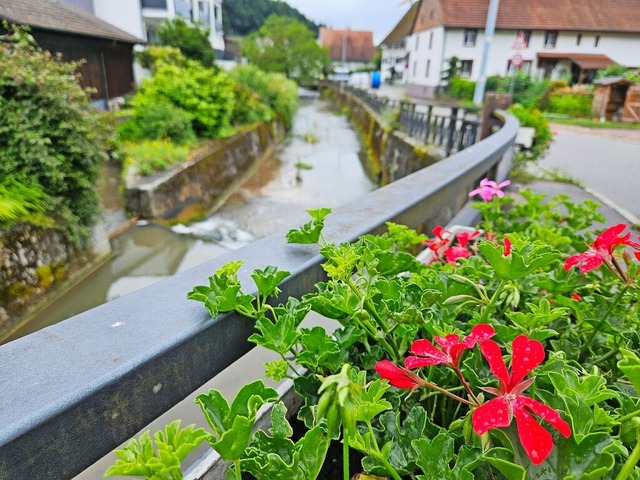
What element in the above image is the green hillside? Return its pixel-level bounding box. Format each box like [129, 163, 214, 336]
[222, 0, 320, 36]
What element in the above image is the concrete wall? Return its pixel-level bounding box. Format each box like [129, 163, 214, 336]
[125, 119, 285, 220]
[323, 86, 445, 185]
[0, 224, 87, 336]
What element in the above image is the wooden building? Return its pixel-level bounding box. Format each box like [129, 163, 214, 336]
[0, 0, 143, 107]
[592, 77, 640, 123]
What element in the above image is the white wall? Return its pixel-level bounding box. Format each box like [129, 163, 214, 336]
[93, 0, 146, 39]
[381, 44, 407, 81]
[405, 27, 445, 87]
[405, 27, 640, 88]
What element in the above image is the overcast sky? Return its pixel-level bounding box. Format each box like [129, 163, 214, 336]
[284, 0, 412, 44]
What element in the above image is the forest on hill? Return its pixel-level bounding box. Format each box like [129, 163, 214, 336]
[222, 0, 320, 36]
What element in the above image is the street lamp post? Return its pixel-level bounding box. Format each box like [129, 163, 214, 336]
[473, 0, 500, 104]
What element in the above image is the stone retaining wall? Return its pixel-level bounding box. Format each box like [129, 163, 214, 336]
[0, 224, 89, 336]
[323, 87, 445, 184]
[125, 119, 285, 220]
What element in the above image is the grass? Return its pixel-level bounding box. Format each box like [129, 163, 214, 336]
[302, 132, 319, 144]
[543, 114, 640, 130]
[122, 139, 192, 177]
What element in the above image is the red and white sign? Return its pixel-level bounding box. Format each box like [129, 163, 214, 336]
[511, 53, 524, 68]
[512, 32, 528, 50]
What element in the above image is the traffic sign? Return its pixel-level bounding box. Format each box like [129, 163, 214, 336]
[512, 32, 528, 50]
[511, 53, 523, 68]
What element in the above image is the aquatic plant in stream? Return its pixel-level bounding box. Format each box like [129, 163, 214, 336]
[110, 181, 640, 479]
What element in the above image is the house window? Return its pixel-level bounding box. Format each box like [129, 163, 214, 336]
[415, 35, 420, 50]
[460, 60, 473, 77]
[141, 0, 167, 8]
[576, 33, 582, 45]
[413, 61, 417, 77]
[464, 29, 477, 46]
[429, 32, 433, 49]
[522, 60, 532, 73]
[544, 31, 558, 48]
[174, 0, 192, 20]
[426, 59, 431, 78]
[517, 30, 531, 47]
[595, 35, 600, 47]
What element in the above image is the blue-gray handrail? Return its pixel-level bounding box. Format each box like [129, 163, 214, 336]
[0, 110, 518, 479]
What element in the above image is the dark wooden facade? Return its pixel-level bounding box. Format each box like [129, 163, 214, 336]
[30, 30, 135, 101]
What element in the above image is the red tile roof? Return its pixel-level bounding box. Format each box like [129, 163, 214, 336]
[537, 53, 616, 69]
[0, 0, 143, 43]
[319, 27, 376, 63]
[414, 0, 640, 34]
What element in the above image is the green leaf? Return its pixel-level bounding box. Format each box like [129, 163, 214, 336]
[187, 261, 252, 318]
[482, 448, 526, 480]
[249, 314, 300, 355]
[477, 235, 559, 281]
[355, 379, 392, 424]
[413, 432, 476, 480]
[285, 209, 331, 244]
[269, 402, 294, 439]
[297, 326, 340, 371]
[548, 370, 618, 407]
[619, 348, 640, 394]
[251, 266, 291, 298]
[264, 359, 289, 382]
[195, 381, 278, 461]
[105, 420, 208, 479]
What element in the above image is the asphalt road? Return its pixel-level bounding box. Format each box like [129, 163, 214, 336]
[540, 125, 640, 222]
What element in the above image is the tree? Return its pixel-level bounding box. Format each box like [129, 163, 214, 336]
[241, 15, 329, 84]
[157, 17, 216, 67]
[441, 56, 461, 92]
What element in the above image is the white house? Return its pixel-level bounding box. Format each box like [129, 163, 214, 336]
[380, 0, 640, 99]
[379, 1, 420, 83]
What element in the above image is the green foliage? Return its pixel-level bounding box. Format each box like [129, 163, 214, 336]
[547, 91, 594, 118]
[0, 177, 51, 228]
[157, 17, 216, 67]
[595, 65, 631, 80]
[196, 380, 279, 461]
[222, 0, 320, 37]
[441, 56, 461, 89]
[497, 71, 549, 107]
[0, 25, 112, 231]
[131, 61, 235, 138]
[241, 15, 330, 84]
[135, 46, 188, 72]
[448, 77, 476, 101]
[121, 140, 191, 177]
[119, 102, 196, 145]
[104, 420, 209, 479]
[508, 104, 553, 164]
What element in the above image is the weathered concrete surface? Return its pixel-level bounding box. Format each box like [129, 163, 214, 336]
[125, 119, 286, 220]
[323, 86, 446, 185]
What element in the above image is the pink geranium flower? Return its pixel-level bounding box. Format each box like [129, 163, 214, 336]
[472, 336, 571, 465]
[564, 224, 640, 273]
[405, 324, 495, 369]
[469, 178, 511, 202]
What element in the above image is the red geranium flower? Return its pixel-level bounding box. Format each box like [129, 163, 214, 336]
[565, 224, 640, 273]
[503, 237, 512, 256]
[423, 225, 451, 255]
[472, 336, 571, 465]
[405, 324, 496, 369]
[443, 230, 481, 263]
[374, 360, 420, 389]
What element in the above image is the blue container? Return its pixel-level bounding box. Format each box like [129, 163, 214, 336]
[371, 71, 381, 89]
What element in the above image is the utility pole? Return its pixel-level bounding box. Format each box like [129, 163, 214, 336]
[473, 0, 500, 104]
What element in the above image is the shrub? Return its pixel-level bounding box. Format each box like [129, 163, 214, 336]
[122, 140, 191, 177]
[229, 82, 274, 126]
[119, 102, 196, 145]
[131, 61, 235, 138]
[229, 65, 299, 129]
[0, 25, 112, 230]
[508, 104, 553, 164]
[547, 88, 594, 118]
[448, 77, 475, 101]
[498, 71, 549, 107]
[135, 45, 188, 72]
